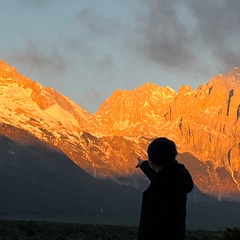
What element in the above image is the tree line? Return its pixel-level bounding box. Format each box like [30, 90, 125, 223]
[0, 220, 239, 240]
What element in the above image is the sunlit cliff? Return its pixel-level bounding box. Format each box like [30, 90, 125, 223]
[0, 59, 239, 200]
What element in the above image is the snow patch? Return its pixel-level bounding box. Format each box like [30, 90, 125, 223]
[44, 104, 78, 126]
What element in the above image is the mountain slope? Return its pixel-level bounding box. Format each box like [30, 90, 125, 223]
[0, 59, 240, 200]
[0, 59, 103, 135]
[0, 133, 141, 222]
[94, 83, 176, 135]
[1, 132, 240, 229]
[94, 70, 240, 199]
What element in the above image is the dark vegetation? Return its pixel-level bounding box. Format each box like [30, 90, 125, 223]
[0, 220, 239, 240]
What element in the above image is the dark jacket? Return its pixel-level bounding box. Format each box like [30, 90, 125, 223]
[138, 161, 194, 240]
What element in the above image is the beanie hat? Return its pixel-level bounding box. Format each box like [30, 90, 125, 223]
[147, 137, 177, 167]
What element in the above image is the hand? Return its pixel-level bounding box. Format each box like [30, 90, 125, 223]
[136, 158, 144, 168]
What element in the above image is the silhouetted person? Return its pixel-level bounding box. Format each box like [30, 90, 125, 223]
[136, 137, 194, 240]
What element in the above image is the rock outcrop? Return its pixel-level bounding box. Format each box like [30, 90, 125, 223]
[0, 59, 240, 200]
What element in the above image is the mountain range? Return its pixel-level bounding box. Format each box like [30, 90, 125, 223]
[0, 59, 240, 228]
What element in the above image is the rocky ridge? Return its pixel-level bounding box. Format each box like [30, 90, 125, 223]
[0, 59, 240, 200]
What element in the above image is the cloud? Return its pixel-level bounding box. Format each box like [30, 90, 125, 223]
[136, 0, 240, 75]
[136, 0, 197, 71]
[75, 8, 125, 39]
[8, 42, 67, 81]
[188, 0, 240, 71]
[73, 8, 127, 83]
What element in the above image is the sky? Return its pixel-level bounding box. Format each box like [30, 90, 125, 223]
[1, 0, 240, 113]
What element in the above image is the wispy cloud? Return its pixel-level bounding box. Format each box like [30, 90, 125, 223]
[8, 42, 67, 81]
[3, 0, 240, 113]
[138, 1, 195, 66]
[75, 9, 124, 38]
[188, 0, 240, 72]
[136, 0, 240, 75]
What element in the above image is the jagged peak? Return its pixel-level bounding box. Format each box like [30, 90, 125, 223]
[135, 82, 175, 94]
[208, 70, 240, 91]
[96, 82, 176, 115]
[105, 82, 175, 99]
[1, 59, 240, 201]
[0, 59, 21, 79]
[226, 66, 240, 79]
[0, 59, 16, 71]
[178, 85, 194, 94]
[0, 58, 102, 135]
[0, 59, 43, 91]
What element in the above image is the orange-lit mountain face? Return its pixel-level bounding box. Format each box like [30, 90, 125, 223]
[0, 59, 240, 201]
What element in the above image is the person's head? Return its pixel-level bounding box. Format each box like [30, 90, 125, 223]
[147, 137, 177, 168]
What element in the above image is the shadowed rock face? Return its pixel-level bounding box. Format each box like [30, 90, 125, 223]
[0, 59, 240, 200]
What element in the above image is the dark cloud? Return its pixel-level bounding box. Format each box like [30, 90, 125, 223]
[188, 0, 240, 72]
[136, 0, 197, 71]
[8, 42, 67, 81]
[75, 9, 124, 38]
[136, 0, 240, 75]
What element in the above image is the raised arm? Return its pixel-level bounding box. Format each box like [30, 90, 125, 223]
[136, 158, 156, 181]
